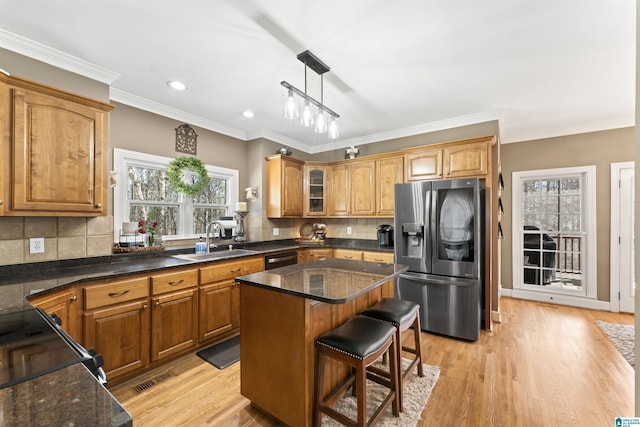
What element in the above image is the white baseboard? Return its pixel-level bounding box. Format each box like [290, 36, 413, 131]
[500, 288, 611, 311]
[491, 310, 502, 323]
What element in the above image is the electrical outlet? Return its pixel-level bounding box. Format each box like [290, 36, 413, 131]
[273, 227, 280, 236]
[29, 237, 45, 254]
[347, 227, 352, 235]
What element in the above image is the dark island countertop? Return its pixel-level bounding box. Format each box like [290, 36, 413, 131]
[235, 258, 407, 304]
[0, 362, 132, 426]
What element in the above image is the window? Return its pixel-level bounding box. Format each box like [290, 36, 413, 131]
[512, 166, 597, 299]
[113, 149, 238, 241]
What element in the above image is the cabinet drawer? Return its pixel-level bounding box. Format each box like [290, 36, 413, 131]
[242, 256, 264, 275]
[151, 268, 198, 295]
[362, 251, 394, 264]
[200, 260, 245, 284]
[84, 277, 149, 310]
[333, 249, 363, 260]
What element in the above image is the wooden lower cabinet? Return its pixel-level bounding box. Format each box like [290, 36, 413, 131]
[199, 256, 263, 343]
[150, 268, 199, 362]
[30, 287, 81, 343]
[199, 279, 235, 342]
[84, 299, 150, 381]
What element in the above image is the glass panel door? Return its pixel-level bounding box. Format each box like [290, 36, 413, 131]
[521, 175, 585, 291]
[305, 166, 327, 216]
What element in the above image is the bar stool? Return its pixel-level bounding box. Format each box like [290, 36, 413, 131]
[360, 298, 424, 412]
[313, 316, 400, 427]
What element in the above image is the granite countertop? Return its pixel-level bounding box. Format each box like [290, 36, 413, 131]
[0, 238, 393, 299]
[235, 258, 407, 304]
[0, 362, 131, 426]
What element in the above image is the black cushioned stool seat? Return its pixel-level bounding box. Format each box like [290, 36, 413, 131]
[360, 298, 424, 412]
[313, 316, 400, 427]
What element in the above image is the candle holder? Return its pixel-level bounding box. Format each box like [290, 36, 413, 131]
[234, 210, 249, 242]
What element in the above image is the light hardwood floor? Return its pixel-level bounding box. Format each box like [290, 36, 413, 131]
[110, 297, 634, 426]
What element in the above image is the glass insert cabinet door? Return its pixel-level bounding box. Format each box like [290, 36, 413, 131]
[304, 165, 329, 216]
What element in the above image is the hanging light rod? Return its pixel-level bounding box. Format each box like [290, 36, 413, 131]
[280, 80, 340, 119]
[280, 50, 340, 139]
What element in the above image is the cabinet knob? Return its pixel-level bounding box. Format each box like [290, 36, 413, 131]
[0, 200, 3, 205]
[155, 301, 160, 306]
[70, 295, 77, 302]
[95, 203, 102, 208]
[142, 304, 148, 310]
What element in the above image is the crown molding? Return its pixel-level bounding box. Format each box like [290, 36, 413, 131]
[0, 29, 120, 84]
[310, 110, 506, 153]
[110, 88, 248, 141]
[501, 115, 635, 144]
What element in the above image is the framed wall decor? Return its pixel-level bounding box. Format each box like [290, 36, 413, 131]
[175, 124, 198, 155]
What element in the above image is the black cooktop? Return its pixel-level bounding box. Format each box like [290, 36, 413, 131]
[0, 308, 86, 389]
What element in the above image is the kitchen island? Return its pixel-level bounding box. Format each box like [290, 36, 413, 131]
[235, 258, 407, 427]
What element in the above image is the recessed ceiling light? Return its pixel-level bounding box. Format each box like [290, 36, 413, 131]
[242, 110, 255, 118]
[167, 80, 186, 91]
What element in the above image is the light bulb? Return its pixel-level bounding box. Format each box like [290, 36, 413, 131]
[284, 89, 298, 119]
[328, 116, 340, 139]
[301, 99, 314, 127]
[315, 108, 327, 133]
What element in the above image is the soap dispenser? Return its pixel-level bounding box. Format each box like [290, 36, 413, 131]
[195, 237, 207, 254]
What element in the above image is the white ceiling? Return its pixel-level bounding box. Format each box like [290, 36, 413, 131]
[0, 0, 635, 153]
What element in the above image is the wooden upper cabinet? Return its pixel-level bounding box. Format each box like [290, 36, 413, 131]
[443, 141, 488, 178]
[405, 148, 442, 181]
[376, 156, 403, 216]
[329, 163, 350, 216]
[0, 74, 114, 216]
[350, 160, 376, 216]
[329, 161, 375, 217]
[266, 154, 304, 218]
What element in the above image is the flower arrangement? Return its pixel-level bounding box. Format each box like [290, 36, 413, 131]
[138, 210, 159, 246]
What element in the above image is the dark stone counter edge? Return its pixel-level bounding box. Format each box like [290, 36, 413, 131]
[0, 238, 393, 298]
[235, 260, 408, 304]
[0, 360, 132, 427]
[236, 274, 392, 304]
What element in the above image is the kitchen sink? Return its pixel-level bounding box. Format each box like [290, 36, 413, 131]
[171, 249, 258, 262]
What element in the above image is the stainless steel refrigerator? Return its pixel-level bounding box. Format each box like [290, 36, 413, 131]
[394, 178, 484, 341]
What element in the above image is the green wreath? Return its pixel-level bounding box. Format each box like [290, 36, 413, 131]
[167, 157, 210, 196]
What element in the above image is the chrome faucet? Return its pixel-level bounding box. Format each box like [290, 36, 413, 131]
[205, 221, 225, 252]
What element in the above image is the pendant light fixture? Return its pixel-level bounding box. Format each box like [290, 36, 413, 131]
[281, 50, 340, 139]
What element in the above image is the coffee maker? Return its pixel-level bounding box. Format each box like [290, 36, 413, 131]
[376, 224, 394, 247]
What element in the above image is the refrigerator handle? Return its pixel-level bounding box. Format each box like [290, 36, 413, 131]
[399, 272, 477, 287]
[424, 188, 432, 258]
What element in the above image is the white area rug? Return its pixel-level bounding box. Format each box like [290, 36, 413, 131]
[321, 359, 440, 427]
[596, 320, 635, 367]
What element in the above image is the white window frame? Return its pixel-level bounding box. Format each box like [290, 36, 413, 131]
[511, 166, 597, 305]
[113, 148, 238, 242]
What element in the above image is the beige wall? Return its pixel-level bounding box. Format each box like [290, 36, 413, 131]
[500, 127, 634, 301]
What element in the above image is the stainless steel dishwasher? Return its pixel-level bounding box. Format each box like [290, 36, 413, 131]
[264, 251, 298, 270]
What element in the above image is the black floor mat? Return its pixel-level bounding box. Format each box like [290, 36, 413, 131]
[196, 335, 240, 370]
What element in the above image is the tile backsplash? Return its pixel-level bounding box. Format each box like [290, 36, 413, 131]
[0, 216, 113, 266]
